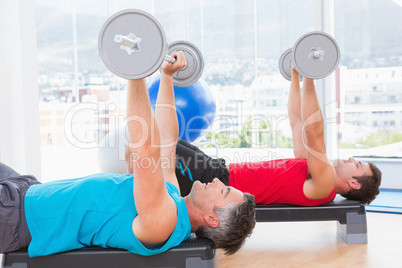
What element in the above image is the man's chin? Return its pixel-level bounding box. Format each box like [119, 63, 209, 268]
[190, 181, 201, 192]
[333, 159, 341, 167]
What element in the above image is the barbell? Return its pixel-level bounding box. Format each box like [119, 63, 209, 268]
[278, 31, 341, 81]
[98, 9, 204, 87]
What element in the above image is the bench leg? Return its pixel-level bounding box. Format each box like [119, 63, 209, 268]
[337, 211, 368, 244]
[186, 255, 218, 268]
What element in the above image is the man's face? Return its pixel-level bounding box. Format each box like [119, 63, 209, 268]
[189, 178, 245, 212]
[333, 157, 373, 180]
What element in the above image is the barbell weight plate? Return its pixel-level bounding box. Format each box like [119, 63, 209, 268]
[98, 9, 168, 79]
[292, 31, 340, 79]
[278, 48, 303, 81]
[278, 48, 293, 81]
[167, 40, 204, 87]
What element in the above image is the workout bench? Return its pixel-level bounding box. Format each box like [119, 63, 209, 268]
[1, 197, 366, 268]
[255, 196, 368, 244]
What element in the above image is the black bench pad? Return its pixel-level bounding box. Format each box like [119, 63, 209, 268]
[1, 235, 216, 268]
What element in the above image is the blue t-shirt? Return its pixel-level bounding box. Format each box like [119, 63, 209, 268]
[24, 173, 191, 257]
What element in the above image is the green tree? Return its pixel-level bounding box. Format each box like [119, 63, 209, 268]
[205, 132, 232, 148]
[340, 129, 402, 149]
[205, 119, 293, 149]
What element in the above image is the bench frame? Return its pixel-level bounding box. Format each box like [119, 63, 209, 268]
[255, 197, 367, 244]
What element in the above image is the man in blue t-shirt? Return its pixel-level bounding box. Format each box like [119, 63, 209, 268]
[117, 52, 255, 255]
[0, 51, 256, 257]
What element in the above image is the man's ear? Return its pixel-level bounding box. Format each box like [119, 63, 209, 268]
[349, 179, 361, 190]
[203, 213, 219, 228]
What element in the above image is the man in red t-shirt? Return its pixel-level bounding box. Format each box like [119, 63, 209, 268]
[172, 67, 382, 206]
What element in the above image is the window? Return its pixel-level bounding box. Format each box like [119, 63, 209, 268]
[335, 0, 402, 158]
[33, 0, 402, 181]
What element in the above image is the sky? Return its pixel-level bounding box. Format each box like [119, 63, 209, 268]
[35, 0, 156, 17]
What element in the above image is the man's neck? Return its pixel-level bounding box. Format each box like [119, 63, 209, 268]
[335, 181, 348, 195]
[183, 196, 203, 232]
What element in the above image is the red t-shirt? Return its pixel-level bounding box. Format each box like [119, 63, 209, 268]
[229, 158, 336, 206]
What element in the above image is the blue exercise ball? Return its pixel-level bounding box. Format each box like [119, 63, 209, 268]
[98, 76, 216, 173]
[147, 74, 216, 142]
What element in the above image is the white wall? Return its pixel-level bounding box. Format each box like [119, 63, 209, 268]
[356, 158, 402, 189]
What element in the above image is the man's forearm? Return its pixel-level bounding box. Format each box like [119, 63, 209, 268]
[288, 68, 302, 127]
[288, 68, 306, 158]
[155, 73, 179, 145]
[301, 78, 325, 149]
[127, 79, 160, 150]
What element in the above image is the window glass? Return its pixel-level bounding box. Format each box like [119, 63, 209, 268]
[39, 0, 402, 181]
[334, 0, 402, 158]
[193, 0, 315, 150]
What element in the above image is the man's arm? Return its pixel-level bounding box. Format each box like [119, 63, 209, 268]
[301, 78, 337, 199]
[154, 51, 186, 193]
[126, 79, 177, 247]
[288, 67, 307, 158]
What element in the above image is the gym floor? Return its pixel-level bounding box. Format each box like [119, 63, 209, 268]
[218, 212, 402, 268]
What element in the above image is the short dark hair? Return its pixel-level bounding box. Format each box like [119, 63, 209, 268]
[341, 162, 382, 204]
[195, 192, 256, 255]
